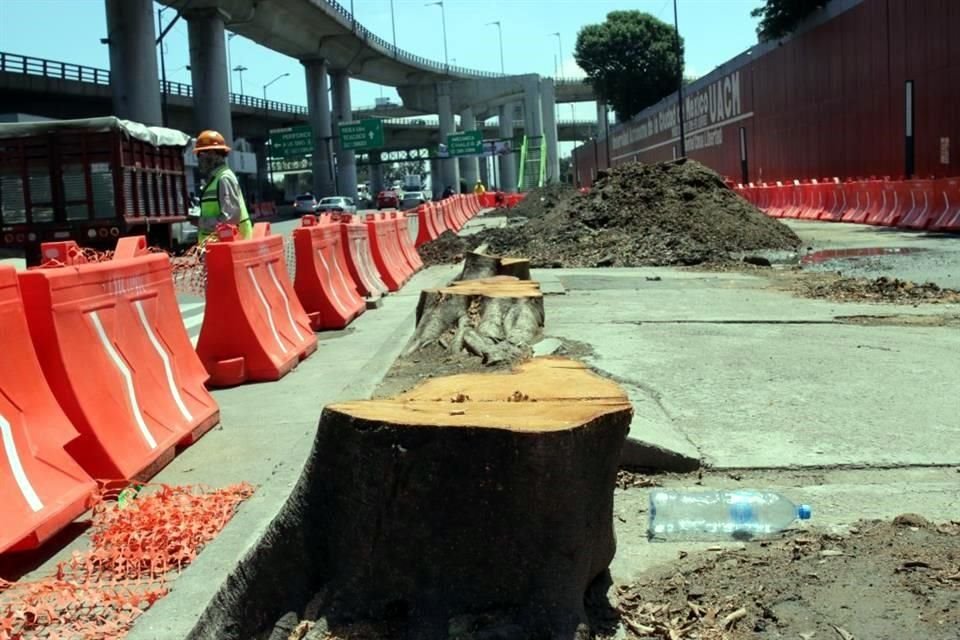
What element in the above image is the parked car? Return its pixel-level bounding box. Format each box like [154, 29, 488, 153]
[377, 190, 400, 209]
[400, 191, 427, 210]
[316, 196, 357, 214]
[293, 193, 318, 213]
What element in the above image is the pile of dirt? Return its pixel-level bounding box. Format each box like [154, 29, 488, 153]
[614, 515, 960, 639]
[417, 230, 469, 266]
[502, 183, 579, 219]
[476, 159, 801, 267]
[798, 275, 960, 304]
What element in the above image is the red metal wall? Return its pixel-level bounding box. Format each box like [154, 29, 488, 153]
[573, 0, 960, 187]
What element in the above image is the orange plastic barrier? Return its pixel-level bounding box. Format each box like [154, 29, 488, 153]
[441, 199, 461, 232]
[197, 223, 317, 387]
[897, 180, 936, 229]
[393, 212, 424, 272]
[797, 181, 823, 219]
[431, 201, 449, 236]
[366, 213, 411, 291]
[338, 214, 389, 297]
[0, 266, 96, 553]
[19, 237, 219, 482]
[293, 215, 366, 330]
[414, 203, 440, 248]
[930, 178, 960, 232]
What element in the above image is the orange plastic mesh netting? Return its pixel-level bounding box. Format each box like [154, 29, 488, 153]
[0, 483, 254, 640]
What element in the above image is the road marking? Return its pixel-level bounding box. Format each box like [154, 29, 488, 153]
[0, 413, 43, 512]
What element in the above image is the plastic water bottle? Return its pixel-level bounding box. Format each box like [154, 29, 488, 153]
[648, 489, 811, 542]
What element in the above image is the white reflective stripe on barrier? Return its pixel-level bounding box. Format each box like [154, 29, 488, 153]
[316, 250, 347, 314]
[89, 310, 157, 449]
[247, 266, 287, 354]
[0, 414, 43, 512]
[266, 262, 304, 343]
[331, 248, 355, 304]
[134, 300, 193, 423]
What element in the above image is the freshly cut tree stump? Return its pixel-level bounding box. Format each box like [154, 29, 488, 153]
[311, 357, 633, 637]
[405, 276, 544, 364]
[457, 250, 531, 281]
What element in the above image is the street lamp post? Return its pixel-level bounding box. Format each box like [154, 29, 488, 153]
[485, 21, 504, 75]
[550, 32, 563, 76]
[156, 6, 182, 127]
[226, 33, 237, 95]
[234, 65, 248, 95]
[673, 0, 686, 158]
[425, 1, 449, 72]
[263, 73, 290, 196]
[390, 0, 398, 55]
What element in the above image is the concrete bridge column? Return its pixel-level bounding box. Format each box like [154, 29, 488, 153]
[459, 107, 479, 188]
[498, 103, 517, 193]
[437, 83, 459, 193]
[331, 70, 357, 199]
[596, 100, 609, 138]
[303, 58, 336, 198]
[540, 78, 560, 184]
[429, 158, 441, 197]
[479, 154, 489, 188]
[370, 160, 385, 196]
[185, 9, 233, 144]
[522, 77, 543, 189]
[104, 0, 162, 125]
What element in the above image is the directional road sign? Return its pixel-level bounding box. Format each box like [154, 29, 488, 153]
[446, 130, 483, 157]
[339, 119, 385, 151]
[268, 124, 312, 159]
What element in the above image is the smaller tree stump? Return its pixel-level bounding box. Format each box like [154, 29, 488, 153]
[457, 250, 531, 282]
[405, 276, 543, 364]
[311, 357, 633, 637]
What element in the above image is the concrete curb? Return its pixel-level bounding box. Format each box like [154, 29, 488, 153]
[621, 437, 702, 473]
[127, 265, 457, 640]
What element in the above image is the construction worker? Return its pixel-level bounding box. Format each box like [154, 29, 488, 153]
[473, 180, 486, 195]
[192, 130, 253, 244]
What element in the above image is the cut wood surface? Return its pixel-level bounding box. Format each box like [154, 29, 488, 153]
[406, 276, 544, 364]
[311, 357, 633, 637]
[457, 250, 531, 282]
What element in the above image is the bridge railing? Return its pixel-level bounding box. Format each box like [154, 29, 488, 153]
[1, 51, 310, 117]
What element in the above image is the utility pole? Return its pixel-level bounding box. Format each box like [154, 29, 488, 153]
[486, 21, 504, 75]
[234, 65, 248, 95]
[425, 1, 449, 72]
[673, 0, 686, 158]
[390, 0, 398, 55]
[263, 73, 290, 196]
[156, 6, 181, 128]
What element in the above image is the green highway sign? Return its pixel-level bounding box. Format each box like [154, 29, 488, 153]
[447, 130, 483, 157]
[268, 124, 312, 159]
[339, 118, 385, 151]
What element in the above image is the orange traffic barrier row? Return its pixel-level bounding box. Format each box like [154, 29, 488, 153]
[293, 215, 366, 330]
[0, 265, 96, 554]
[20, 237, 220, 482]
[735, 178, 960, 232]
[251, 202, 278, 219]
[366, 212, 417, 291]
[197, 222, 317, 387]
[338, 213, 390, 297]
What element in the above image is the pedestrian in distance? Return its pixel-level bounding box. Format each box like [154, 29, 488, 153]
[191, 130, 253, 245]
[473, 180, 486, 195]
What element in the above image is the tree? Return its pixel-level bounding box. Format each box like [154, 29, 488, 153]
[574, 11, 683, 121]
[752, 0, 831, 41]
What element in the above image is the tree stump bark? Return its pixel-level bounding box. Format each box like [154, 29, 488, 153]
[405, 276, 543, 364]
[310, 357, 633, 637]
[457, 251, 531, 282]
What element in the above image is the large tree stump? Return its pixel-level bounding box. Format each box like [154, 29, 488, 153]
[404, 276, 544, 364]
[311, 357, 633, 637]
[457, 250, 531, 282]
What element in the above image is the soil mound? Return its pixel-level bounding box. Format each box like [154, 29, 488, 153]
[478, 159, 801, 267]
[417, 231, 468, 266]
[502, 183, 578, 219]
[800, 275, 960, 304]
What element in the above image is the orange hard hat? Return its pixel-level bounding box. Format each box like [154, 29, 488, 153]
[194, 130, 231, 154]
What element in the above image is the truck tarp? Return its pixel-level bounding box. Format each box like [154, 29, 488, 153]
[0, 116, 191, 148]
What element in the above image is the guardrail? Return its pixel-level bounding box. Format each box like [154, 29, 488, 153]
[0, 51, 307, 117]
[379, 117, 598, 129]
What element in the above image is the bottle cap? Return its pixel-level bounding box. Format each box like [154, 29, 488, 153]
[797, 504, 812, 520]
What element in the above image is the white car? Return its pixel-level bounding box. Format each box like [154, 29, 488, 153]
[315, 196, 357, 214]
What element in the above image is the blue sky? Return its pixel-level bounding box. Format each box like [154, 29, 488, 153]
[0, 0, 763, 150]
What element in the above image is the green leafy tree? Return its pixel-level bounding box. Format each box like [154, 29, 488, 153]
[574, 11, 683, 121]
[752, 0, 831, 41]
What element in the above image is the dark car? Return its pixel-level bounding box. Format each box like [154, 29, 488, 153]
[377, 190, 400, 209]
